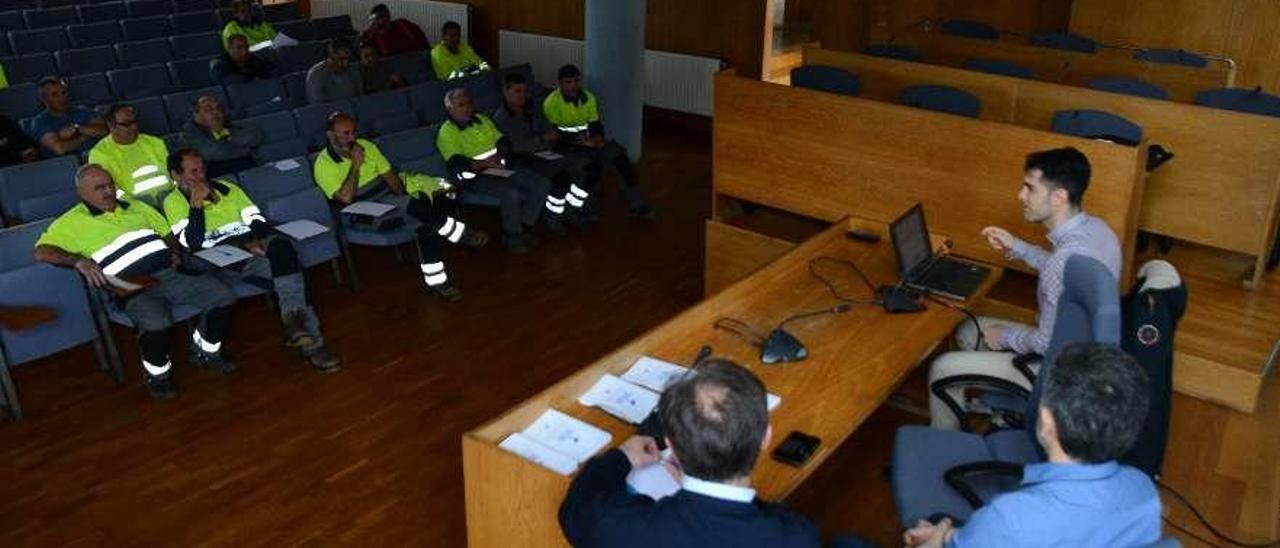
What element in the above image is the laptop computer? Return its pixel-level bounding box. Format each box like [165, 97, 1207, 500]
[889, 203, 991, 301]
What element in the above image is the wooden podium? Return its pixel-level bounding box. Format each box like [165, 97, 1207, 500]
[461, 218, 1001, 547]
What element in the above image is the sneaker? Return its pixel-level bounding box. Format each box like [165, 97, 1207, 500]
[543, 215, 568, 237]
[191, 349, 237, 373]
[302, 344, 342, 372]
[460, 229, 489, 248]
[144, 375, 178, 400]
[431, 283, 463, 302]
[282, 311, 316, 349]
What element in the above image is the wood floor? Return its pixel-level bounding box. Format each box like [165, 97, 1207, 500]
[2, 111, 1277, 548]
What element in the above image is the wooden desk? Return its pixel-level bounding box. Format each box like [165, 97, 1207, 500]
[461, 218, 1001, 547]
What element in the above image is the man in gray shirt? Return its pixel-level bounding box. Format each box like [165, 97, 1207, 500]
[305, 38, 364, 105]
[491, 72, 592, 232]
[181, 95, 263, 177]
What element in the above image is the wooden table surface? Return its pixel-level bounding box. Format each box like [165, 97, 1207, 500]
[462, 217, 1002, 547]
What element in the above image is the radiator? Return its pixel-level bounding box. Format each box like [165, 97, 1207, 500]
[310, 0, 471, 44]
[498, 30, 723, 116]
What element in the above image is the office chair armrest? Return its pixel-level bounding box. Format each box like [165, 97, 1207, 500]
[943, 460, 1026, 510]
[1010, 353, 1040, 384]
[930, 375, 1032, 432]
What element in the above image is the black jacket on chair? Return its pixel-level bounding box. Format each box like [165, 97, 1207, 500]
[558, 449, 821, 548]
[1120, 270, 1187, 478]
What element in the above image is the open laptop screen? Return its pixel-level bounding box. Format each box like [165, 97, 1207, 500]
[890, 203, 931, 279]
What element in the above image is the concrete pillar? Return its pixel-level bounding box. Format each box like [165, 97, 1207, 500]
[584, 0, 645, 161]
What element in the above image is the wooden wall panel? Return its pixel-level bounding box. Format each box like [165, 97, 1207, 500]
[1071, 0, 1280, 91]
[461, 0, 767, 80]
[862, 0, 1073, 45]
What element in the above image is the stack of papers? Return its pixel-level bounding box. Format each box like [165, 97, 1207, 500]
[499, 409, 612, 476]
[621, 356, 691, 392]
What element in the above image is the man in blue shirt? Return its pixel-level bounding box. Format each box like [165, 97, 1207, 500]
[559, 359, 820, 548]
[904, 343, 1162, 548]
[30, 77, 109, 157]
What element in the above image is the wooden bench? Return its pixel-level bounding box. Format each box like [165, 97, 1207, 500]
[900, 32, 1234, 103]
[712, 69, 1146, 283]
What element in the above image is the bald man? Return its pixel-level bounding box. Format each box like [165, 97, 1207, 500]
[35, 165, 237, 400]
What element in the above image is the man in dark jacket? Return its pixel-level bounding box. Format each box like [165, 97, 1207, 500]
[210, 34, 279, 86]
[558, 359, 820, 548]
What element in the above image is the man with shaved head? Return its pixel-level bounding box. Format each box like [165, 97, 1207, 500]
[35, 165, 237, 400]
[559, 359, 820, 547]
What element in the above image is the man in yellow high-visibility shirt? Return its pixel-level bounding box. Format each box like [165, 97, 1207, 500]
[88, 104, 172, 202]
[429, 20, 489, 80]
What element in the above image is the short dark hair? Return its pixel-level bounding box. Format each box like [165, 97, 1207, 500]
[370, 3, 389, 16]
[190, 94, 219, 112]
[503, 72, 526, 88]
[37, 76, 65, 89]
[558, 64, 581, 80]
[328, 37, 354, 55]
[167, 147, 202, 176]
[442, 21, 461, 34]
[1041, 342, 1149, 463]
[1025, 147, 1091, 207]
[105, 103, 133, 124]
[658, 359, 769, 482]
[325, 111, 354, 131]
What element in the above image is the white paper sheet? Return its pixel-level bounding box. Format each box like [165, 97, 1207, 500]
[523, 409, 612, 464]
[499, 433, 579, 476]
[195, 245, 254, 267]
[273, 219, 329, 240]
[105, 275, 144, 292]
[621, 356, 691, 393]
[272, 158, 301, 171]
[340, 201, 396, 217]
[627, 460, 681, 500]
[578, 374, 660, 424]
[767, 393, 781, 412]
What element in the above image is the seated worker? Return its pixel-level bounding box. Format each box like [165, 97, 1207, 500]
[221, 0, 280, 52]
[559, 359, 820, 548]
[358, 42, 406, 94]
[903, 343, 1161, 547]
[314, 112, 489, 300]
[359, 3, 429, 57]
[34, 164, 237, 400]
[543, 64, 652, 218]
[927, 147, 1121, 430]
[0, 114, 38, 168]
[306, 38, 364, 105]
[162, 148, 339, 371]
[88, 104, 172, 202]
[491, 72, 593, 233]
[0, 62, 6, 88]
[210, 34, 279, 86]
[437, 88, 552, 253]
[429, 20, 489, 80]
[30, 76, 109, 157]
[181, 94, 263, 178]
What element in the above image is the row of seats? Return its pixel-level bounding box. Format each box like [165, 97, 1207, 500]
[0, 0, 299, 31]
[0, 10, 350, 56]
[0, 63, 532, 225]
[1, 0, 226, 10]
[802, 60, 1280, 115]
[935, 19, 1210, 67]
[0, 41, 437, 121]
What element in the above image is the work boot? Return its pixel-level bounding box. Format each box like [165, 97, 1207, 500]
[282, 310, 316, 349]
[460, 228, 489, 248]
[431, 283, 464, 302]
[543, 214, 568, 237]
[302, 344, 341, 372]
[191, 347, 237, 373]
[144, 374, 178, 400]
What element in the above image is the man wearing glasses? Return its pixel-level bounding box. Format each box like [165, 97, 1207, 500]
[88, 104, 172, 202]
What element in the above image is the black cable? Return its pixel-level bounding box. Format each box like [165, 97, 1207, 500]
[808, 257, 880, 305]
[779, 303, 853, 329]
[1163, 516, 1227, 548]
[1157, 480, 1280, 547]
[713, 317, 765, 346]
[923, 294, 983, 351]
